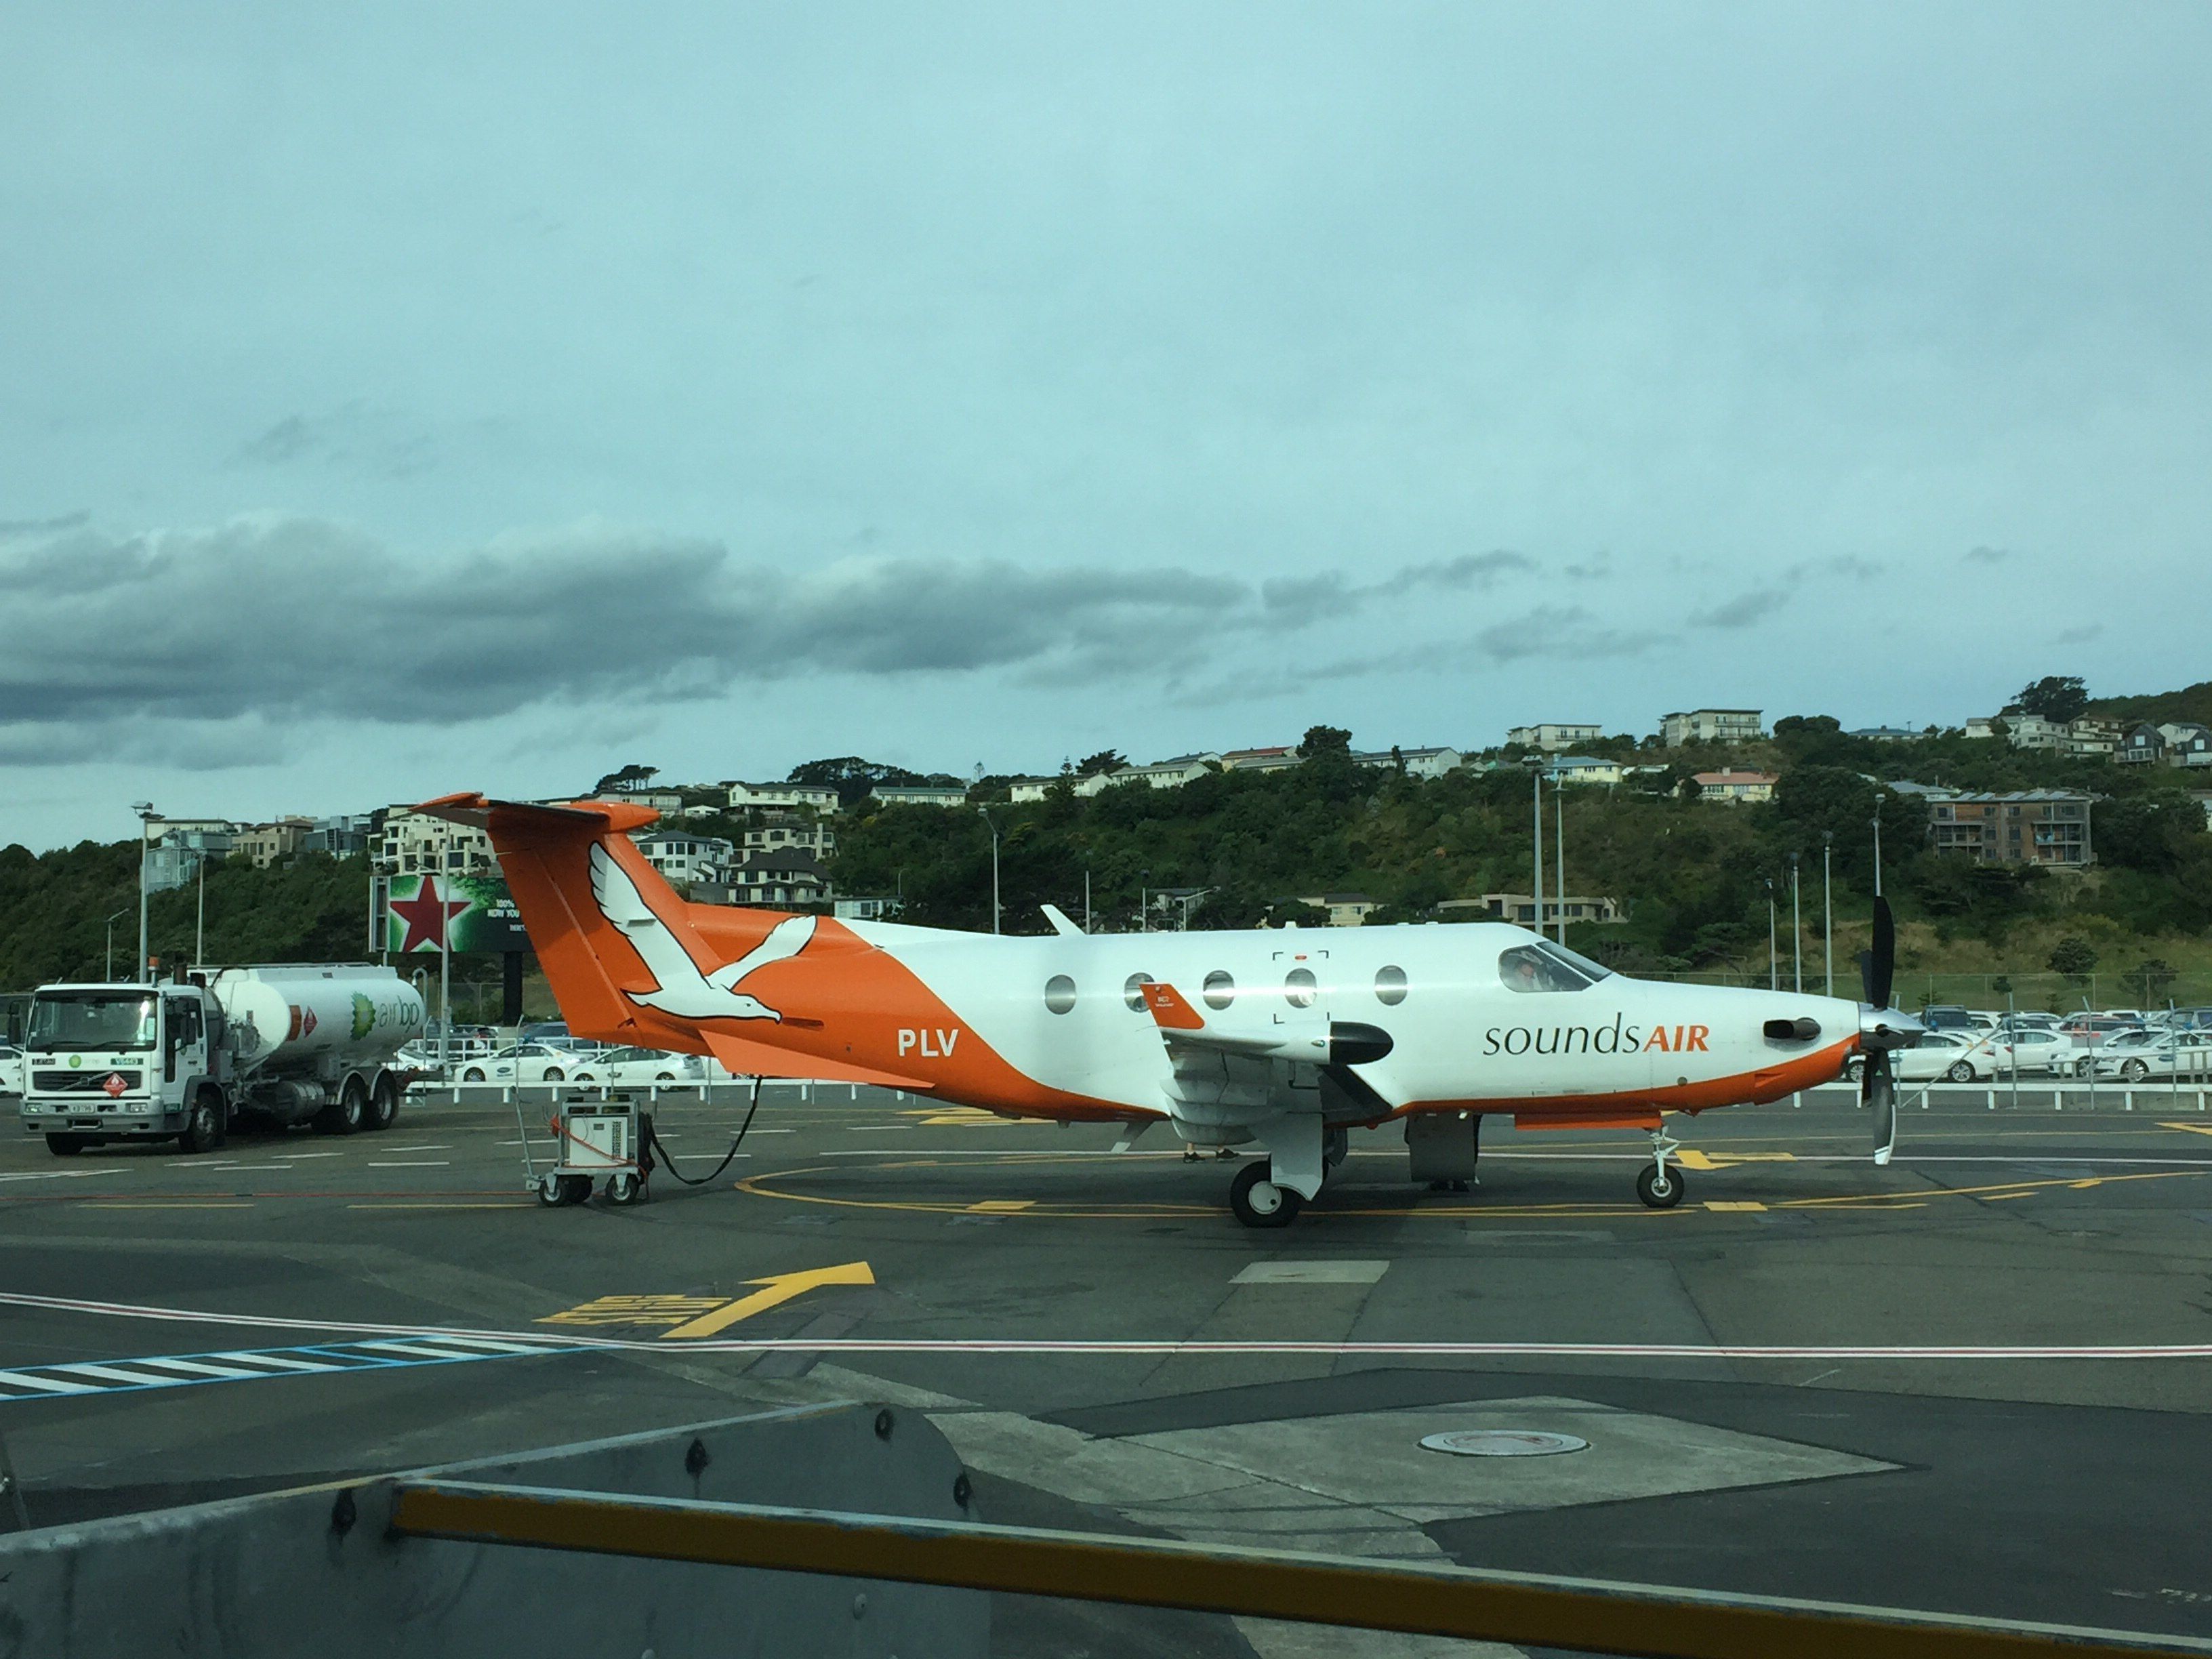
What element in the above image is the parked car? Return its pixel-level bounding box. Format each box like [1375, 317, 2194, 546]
[520, 1020, 572, 1044]
[454, 1043, 584, 1084]
[1900, 1031, 2001, 1084]
[2057, 1016, 2141, 1048]
[1919, 1005, 1975, 1031]
[2091, 1031, 2212, 1083]
[1990, 1027, 2077, 1076]
[0, 1042, 24, 1097]
[565, 1046, 710, 1086]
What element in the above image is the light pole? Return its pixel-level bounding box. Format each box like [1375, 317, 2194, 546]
[1525, 758, 1545, 939]
[1790, 851, 1802, 994]
[104, 908, 130, 981]
[1871, 802, 1885, 899]
[977, 808, 1000, 935]
[1821, 832, 1834, 997]
[131, 802, 155, 983]
[1765, 878, 1778, 991]
[1554, 780, 1566, 944]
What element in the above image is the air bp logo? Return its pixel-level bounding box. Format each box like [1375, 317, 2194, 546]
[351, 993, 375, 1041]
[68, 1054, 83, 1068]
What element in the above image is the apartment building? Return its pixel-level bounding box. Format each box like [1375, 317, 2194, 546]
[633, 832, 733, 888]
[1352, 746, 1464, 778]
[1507, 722, 1602, 752]
[743, 815, 836, 858]
[1442, 893, 1625, 926]
[1661, 709, 1763, 747]
[702, 849, 832, 908]
[1928, 790, 2094, 867]
[726, 781, 841, 813]
[378, 806, 497, 878]
[867, 785, 972, 807]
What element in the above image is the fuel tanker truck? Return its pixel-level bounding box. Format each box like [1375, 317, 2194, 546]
[18, 964, 425, 1156]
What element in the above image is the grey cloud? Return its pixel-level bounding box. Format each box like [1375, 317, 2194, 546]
[1687, 588, 1789, 630]
[1472, 607, 1665, 663]
[230, 403, 443, 479]
[2055, 623, 2103, 643]
[1261, 548, 1530, 616]
[1965, 546, 2011, 565]
[0, 516, 1268, 744]
[0, 511, 89, 536]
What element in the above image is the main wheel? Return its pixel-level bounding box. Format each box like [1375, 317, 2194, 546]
[363, 1077, 399, 1132]
[45, 1133, 85, 1158]
[1946, 1060, 1975, 1082]
[316, 1076, 367, 1136]
[178, 1091, 226, 1153]
[1229, 1160, 1302, 1229]
[1636, 1162, 1685, 1209]
[607, 1172, 649, 1206]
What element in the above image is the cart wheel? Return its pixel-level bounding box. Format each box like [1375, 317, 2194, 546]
[607, 1172, 649, 1206]
[535, 1172, 566, 1207]
[559, 1174, 594, 1205]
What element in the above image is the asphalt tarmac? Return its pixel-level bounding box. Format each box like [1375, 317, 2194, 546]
[4, 1085, 2211, 1657]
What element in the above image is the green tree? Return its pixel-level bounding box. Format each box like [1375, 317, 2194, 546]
[1074, 750, 1127, 777]
[2047, 935, 2098, 981]
[2011, 676, 2089, 723]
[1300, 725, 1352, 758]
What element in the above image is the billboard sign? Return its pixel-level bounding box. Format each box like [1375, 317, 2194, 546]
[380, 873, 531, 955]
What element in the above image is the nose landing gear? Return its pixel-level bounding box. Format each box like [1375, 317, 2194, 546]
[1637, 1126, 1685, 1209]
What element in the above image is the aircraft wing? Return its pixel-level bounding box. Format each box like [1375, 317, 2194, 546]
[1139, 982, 1330, 1061]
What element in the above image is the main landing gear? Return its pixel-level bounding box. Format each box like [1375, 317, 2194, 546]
[1229, 1160, 1301, 1228]
[1637, 1126, 1685, 1209]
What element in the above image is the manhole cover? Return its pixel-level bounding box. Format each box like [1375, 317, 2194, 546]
[1419, 1430, 1589, 1458]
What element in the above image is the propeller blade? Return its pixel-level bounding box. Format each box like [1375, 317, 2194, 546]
[1866, 897, 1895, 1014]
[1865, 1047, 1896, 1166]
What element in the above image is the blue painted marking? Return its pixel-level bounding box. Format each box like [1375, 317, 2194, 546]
[0, 1333, 560, 1404]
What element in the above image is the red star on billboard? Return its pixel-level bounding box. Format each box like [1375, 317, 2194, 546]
[390, 874, 470, 953]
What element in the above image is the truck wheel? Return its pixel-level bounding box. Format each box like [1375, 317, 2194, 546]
[363, 1077, 399, 1132]
[316, 1076, 367, 1136]
[178, 1091, 226, 1154]
[45, 1133, 85, 1158]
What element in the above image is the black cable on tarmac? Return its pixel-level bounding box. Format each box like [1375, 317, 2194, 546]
[639, 1077, 764, 1187]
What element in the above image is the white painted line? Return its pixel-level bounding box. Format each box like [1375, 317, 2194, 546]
[283, 1151, 344, 1159]
[354, 1340, 491, 1361]
[47, 1361, 193, 1387]
[0, 1168, 126, 1183]
[1232, 1261, 1391, 1286]
[367, 1160, 450, 1168]
[381, 1145, 452, 1152]
[201, 1350, 340, 1372]
[125, 1357, 283, 1379]
[7, 1290, 2211, 1364]
[0, 1370, 102, 1394]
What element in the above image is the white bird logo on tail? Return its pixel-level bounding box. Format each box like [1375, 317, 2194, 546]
[588, 842, 815, 1022]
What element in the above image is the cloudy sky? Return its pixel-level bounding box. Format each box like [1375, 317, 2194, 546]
[5, 3, 2208, 850]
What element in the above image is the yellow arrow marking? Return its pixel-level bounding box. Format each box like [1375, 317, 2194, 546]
[658, 1261, 875, 1341]
[2160, 1121, 2212, 1137]
[899, 1107, 1049, 1128]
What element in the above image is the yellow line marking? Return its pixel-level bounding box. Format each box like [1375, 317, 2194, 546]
[2160, 1121, 2212, 1137]
[349, 1202, 533, 1210]
[899, 1107, 1051, 1128]
[1675, 1150, 1795, 1170]
[1704, 1201, 1767, 1212]
[659, 1262, 876, 1341]
[1674, 1150, 1719, 1170]
[543, 1294, 734, 1328]
[87, 1202, 253, 1209]
[965, 1200, 1036, 1213]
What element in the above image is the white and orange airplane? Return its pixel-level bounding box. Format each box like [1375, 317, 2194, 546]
[421, 794, 1925, 1227]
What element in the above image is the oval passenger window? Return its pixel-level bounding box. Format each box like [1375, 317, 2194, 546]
[1044, 975, 1078, 1015]
[1123, 972, 1154, 1012]
[1284, 968, 1318, 1008]
[1202, 971, 1236, 1010]
[1374, 965, 1408, 1006]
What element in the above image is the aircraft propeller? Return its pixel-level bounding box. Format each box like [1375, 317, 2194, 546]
[1856, 896, 1915, 1166]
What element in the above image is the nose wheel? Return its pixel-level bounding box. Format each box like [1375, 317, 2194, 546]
[1637, 1127, 1685, 1210]
[1229, 1160, 1303, 1228]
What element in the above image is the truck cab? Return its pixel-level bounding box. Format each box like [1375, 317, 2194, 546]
[18, 983, 227, 1155]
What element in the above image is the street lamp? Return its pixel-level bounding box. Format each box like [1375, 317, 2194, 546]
[977, 808, 1000, 935]
[130, 802, 155, 983]
[1821, 832, 1834, 997]
[1765, 877, 1777, 991]
[104, 908, 130, 981]
[1790, 851, 1802, 994]
[1870, 800, 1885, 899]
[1523, 757, 1546, 938]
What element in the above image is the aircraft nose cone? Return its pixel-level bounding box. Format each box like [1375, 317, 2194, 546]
[1860, 1006, 1928, 1050]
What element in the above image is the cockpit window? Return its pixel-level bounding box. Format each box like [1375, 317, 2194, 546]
[1499, 940, 1609, 994]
